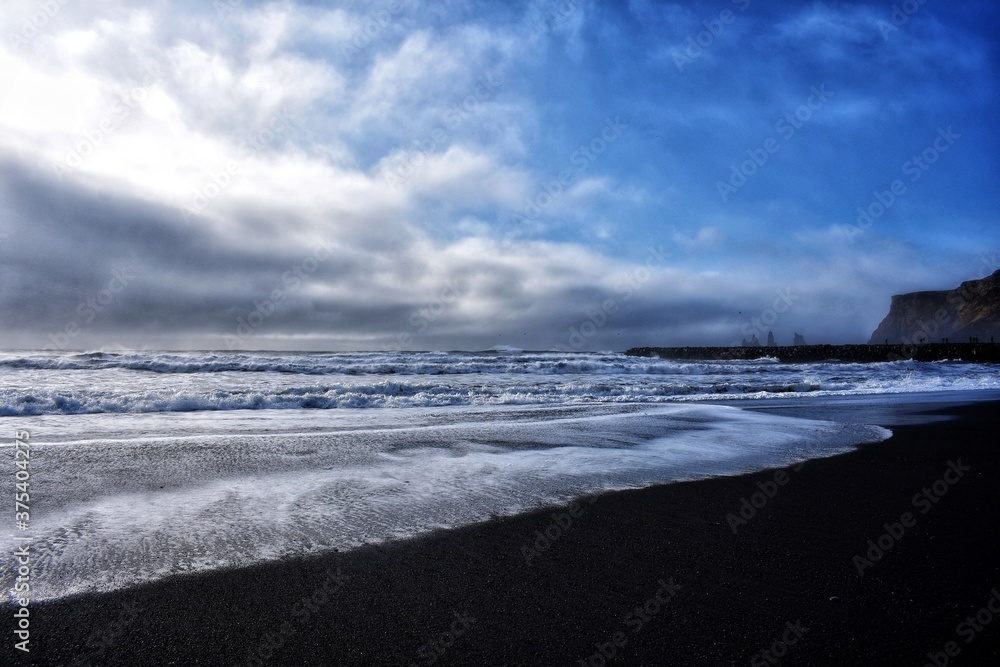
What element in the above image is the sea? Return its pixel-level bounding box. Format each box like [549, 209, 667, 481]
[2, 348, 998, 603]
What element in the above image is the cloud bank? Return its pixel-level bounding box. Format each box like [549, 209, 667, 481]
[0, 0, 997, 351]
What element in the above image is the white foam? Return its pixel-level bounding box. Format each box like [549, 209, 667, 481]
[4, 351, 1000, 418]
[2, 403, 889, 602]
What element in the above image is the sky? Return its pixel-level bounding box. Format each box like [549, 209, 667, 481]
[0, 0, 997, 352]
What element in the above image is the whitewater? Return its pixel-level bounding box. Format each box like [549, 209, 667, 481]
[2, 349, 997, 602]
[3, 349, 999, 415]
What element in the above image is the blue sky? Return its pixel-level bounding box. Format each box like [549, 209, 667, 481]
[0, 0, 997, 350]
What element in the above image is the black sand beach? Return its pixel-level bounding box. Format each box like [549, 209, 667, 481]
[10, 397, 1000, 666]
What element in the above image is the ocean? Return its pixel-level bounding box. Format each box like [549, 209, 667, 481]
[2, 349, 998, 603]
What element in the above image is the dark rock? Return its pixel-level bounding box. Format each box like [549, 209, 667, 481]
[869, 270, 1000, 344]
[793, 333, 806, 345]
[766, 331, 775, 346]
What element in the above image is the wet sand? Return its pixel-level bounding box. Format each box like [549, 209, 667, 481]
[11, 398, 1000, 666]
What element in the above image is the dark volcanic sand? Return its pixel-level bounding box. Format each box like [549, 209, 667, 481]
[10, 400, 1000, 666]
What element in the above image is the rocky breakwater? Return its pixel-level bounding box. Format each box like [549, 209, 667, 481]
[625, 344, 1000, 363]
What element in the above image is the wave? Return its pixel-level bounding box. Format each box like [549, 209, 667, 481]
[0, 381, 797, 416]
[0, 351, 739, 375]
[0, 350, 953, 376]
[2, 351, 997, 417]
[3, 374, 998, 416]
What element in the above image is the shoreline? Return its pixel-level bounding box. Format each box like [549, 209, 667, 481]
[8, 397, 1000, 665]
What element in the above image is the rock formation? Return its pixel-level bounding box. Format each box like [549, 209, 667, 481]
[793, 333, 806, 345]
[868, 270, 1000, 344]
[766, 331, 775, 346]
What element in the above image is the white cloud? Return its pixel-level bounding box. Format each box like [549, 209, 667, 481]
[673, 226, 726, 250]
[1, 0, 991, 351]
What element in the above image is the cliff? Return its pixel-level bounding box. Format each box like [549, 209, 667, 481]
[868, 270, 1000, 344]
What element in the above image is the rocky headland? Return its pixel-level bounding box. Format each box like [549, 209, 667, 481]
[868, 270, 1000, 344]
[627, 271, 1000, 363]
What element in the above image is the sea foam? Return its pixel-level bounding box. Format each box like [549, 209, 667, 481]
[3, 403, 889, 602]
